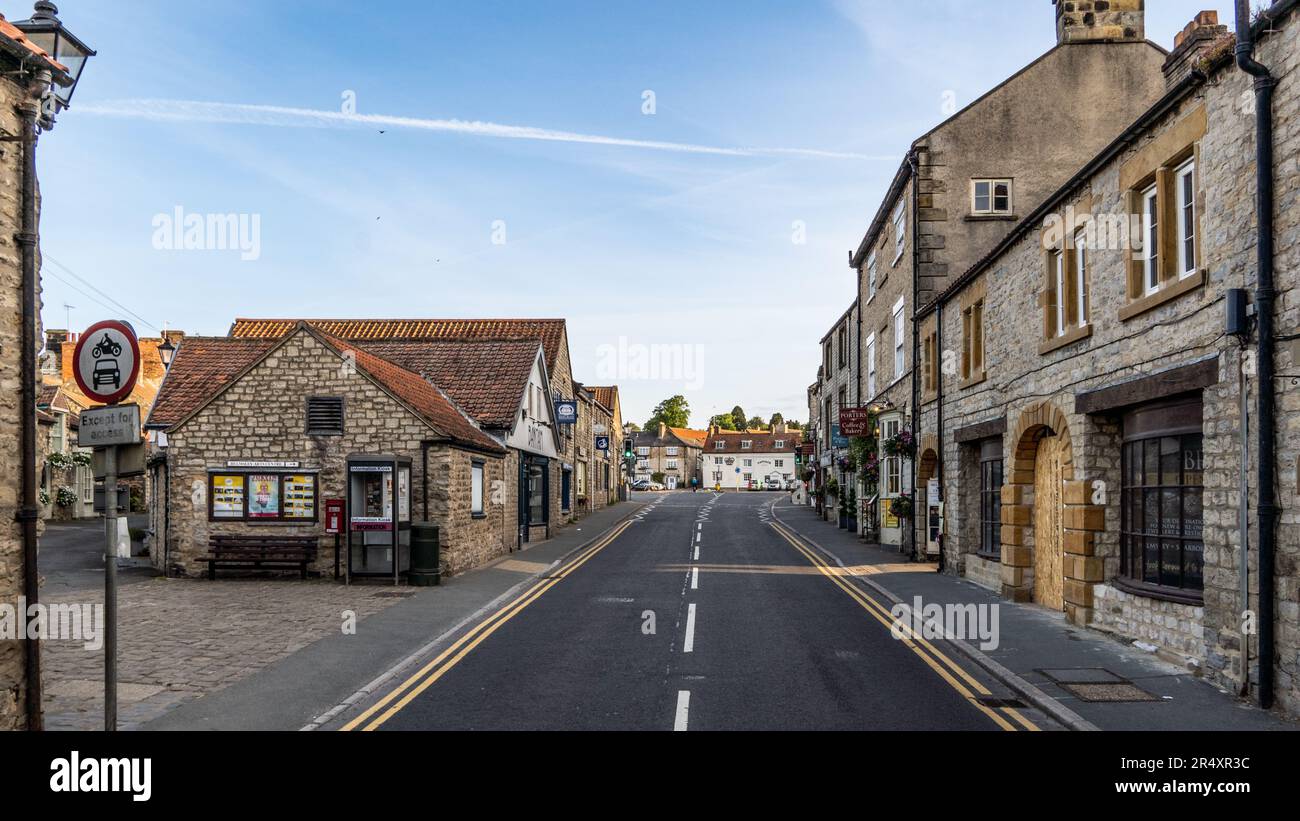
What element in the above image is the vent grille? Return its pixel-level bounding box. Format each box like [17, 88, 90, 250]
[306, 396, 344, 435]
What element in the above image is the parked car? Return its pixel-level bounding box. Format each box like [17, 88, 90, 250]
[648, 482, 665, 491]
[763, 478, 782, 491]
[632, 479, 652, 491]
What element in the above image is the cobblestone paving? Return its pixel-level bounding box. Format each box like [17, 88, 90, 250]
[41, 577, 405, 730]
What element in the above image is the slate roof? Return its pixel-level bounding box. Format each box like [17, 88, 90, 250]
[229, 318, 568, 374]
[354, 339, 539, 429]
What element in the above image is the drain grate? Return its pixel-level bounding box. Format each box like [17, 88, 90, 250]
[975, 696, 1026, 709]
[1058, 682, 1158, 703]
[372, 591, 417, 599]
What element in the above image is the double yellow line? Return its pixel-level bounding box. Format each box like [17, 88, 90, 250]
[769, 520, 1038, 732]
[341, 520, 634, 731]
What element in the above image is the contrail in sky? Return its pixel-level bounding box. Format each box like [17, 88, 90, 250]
[78, 98, 886, 161]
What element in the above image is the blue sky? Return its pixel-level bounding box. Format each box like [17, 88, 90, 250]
[30, 0, 1227, 427]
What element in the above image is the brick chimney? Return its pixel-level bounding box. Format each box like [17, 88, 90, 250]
[1054, 0, 1145, 45]
[1161, 11, 1230, 87]
[657, 422, 666, 438]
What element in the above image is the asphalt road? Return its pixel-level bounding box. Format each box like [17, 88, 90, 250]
[338, 491, 1048, 731]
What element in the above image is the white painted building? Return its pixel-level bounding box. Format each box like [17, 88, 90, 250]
[702, 424, 799, 491]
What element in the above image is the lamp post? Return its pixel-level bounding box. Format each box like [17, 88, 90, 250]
[157, 337, 176, 370]
[11, 0, 94, 732]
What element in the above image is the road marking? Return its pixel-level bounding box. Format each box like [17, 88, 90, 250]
[695, 532, 701, 543]
[674, 690, 691, 731]
[769, 521, 1035, 733]
[341, 519, 634, 731]
[683, 603, 697, 653]
[691, 566, 699, 590]
[693, 544, 699, 561]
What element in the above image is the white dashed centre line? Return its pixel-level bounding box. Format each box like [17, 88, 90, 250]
[691, 566, 699, 590]
[674, 690, 691, 731]
[683, 603, 697, 653]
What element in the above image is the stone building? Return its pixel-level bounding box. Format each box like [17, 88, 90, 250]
[145, 324, 520, 579]
[916, 4, 1300, 715]
[587, 385, 624, 501]
[36, 383, 92, 520]
[840, 0, 1172, 555]
[230, 318, 579, 531]
[574, 384, 620, 514]
[814, 301, 860, 526]
[631, 424, 705, 489]
[704, 424, 799, 491]
[0, 10, 76, 730]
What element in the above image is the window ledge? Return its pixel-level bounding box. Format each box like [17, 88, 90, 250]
[1119, 269, 1205, 321]
[1110, 576, 1204, 608]
[959, 371, 987, 390]
[1039, 323, 1093, 355]
[964, 213, 1016, 222]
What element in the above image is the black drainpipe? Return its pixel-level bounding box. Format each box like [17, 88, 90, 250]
[935, 301, 945, 574]
[16, 78, 45, 731]
[908, 149, 921, 561]
[1234, 0, 1278, 709]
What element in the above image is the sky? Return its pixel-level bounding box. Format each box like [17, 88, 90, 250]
[29, 0, 1231, 429]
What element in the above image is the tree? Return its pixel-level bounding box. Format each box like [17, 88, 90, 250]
[730, 406, 747, 431]
[645, 395, 690, 430]
[786, 420, 803, 430]
[624, 422, 642, 433]
[769, 412, 785, 428]
[747, 416, 766, 431]
[710, 414, 737, 430]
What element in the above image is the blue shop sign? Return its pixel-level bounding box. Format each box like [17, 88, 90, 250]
[831, 424, 849, 449]
[554, 399, 578, 425]
[595, 435, 610, 452]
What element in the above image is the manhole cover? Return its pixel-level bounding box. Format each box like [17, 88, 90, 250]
[1058, 682, 1158, 703]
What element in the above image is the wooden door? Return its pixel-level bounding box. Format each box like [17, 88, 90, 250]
[1033, 434, 1065, 611]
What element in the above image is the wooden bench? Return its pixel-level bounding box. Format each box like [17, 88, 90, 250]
[199, 535, 320, 580]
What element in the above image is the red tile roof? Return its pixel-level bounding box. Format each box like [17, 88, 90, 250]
[313, 332, 506, 454]
[356, 339, 538, 429]
[0, 14, 68, 74]
[670, 427, 708, 448]
[587, 386, 620, 414]
[705, 430, 798, 454]
[145, 337, 278, 429]
[229, 318, 568, 373]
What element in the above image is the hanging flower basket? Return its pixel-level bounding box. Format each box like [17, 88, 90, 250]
[882, 429, 917, 459]
[55, 486, 79, 508]
[888, 492, 915, 520]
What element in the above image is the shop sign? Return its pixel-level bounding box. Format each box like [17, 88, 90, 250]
[595, 435, 610, 452]
[554, 400, 578, 425]
[839, 407, 873, 437]
[831, 424, 849, 449]
[227, 460, 300, 469]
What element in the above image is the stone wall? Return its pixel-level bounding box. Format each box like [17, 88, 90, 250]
[161, 331, 513, 578]
[0, 68, 32, 730]
[920, 7, 1300, 714]
[1055, 0, 1146, 44]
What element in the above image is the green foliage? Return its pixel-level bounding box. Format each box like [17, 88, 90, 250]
[710, 414, 737, 430]
[769, 412, 784, 428]
[746, 416, 765, 431]
[645, 395, 690, 430]
[651, 472, 666, 485]
[730, 406, 747, 431]
[55, 486, 78, 508]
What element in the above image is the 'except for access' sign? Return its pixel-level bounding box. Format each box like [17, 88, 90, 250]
[77, 404, 141, 448]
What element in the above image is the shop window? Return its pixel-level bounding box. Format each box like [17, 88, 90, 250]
[882, 417, 902, 496]
[527, 461, 547, 524]
[978, 439, 1003, 560]
[306, 396, 345, 435]
[209, 471, 318, 522]
[1119, 398, 1204, 600]
[471, 461, 485, 516]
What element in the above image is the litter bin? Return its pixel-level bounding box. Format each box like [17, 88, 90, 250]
[408, 522, 441, 586]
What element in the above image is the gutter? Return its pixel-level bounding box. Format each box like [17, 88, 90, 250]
[1234, 0, 1279, 710]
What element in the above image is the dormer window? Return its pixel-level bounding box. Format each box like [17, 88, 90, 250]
[741, 440, 753, 450]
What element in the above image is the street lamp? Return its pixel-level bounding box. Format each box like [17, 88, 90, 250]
[157, 337, 176, 369]
[14, 1, 96, 127]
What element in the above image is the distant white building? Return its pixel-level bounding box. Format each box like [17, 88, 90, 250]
[702, 424, 798, 490]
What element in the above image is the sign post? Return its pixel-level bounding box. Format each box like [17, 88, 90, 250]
[72, 320, 141, 732]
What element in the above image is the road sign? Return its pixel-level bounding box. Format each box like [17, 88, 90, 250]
[72, 320, 140, 405]
[78, 403, 141, 448]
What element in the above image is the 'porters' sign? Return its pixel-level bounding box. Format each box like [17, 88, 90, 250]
[839, 408, 873, 438]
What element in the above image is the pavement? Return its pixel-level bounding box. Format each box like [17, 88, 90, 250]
[327, 490, 1064, 731]
[769, 497, 1299, 731]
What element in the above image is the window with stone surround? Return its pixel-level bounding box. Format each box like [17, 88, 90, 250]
[978, 439, 1003, 560]
[1118, 397, 1204, 601]
[1041, 228, 1091, 353]
[921, 326, 938, 401]
[866, 249, 878, 300]
[866, 333, 877, 399]
[960, 299, 985, 386]
[892, 297, 906, 379]
[891, 198, 906, 264]
[471, 461, 485, 516]
[1119, 106, 1205, 322]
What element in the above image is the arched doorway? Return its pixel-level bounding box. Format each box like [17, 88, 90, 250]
[1032, 432, 1065, 611]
